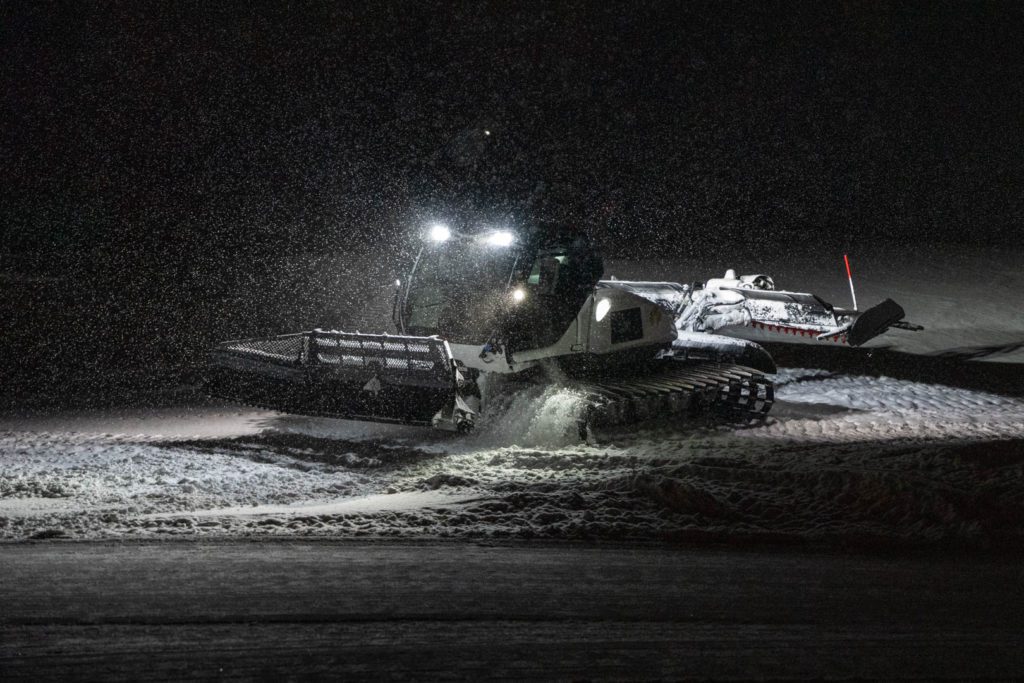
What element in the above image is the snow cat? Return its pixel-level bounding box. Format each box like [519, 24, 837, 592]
[205, 223, 920, 436]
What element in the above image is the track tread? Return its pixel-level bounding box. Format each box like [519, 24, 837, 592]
[575, 360, 774, 431]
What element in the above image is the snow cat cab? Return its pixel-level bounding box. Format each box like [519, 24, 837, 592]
[398, 226, 606, 359]
[395, 225, 677, 376]
[205, 223, 920, 436]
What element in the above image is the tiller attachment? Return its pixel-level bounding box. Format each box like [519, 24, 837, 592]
[205, 331, 476, 431]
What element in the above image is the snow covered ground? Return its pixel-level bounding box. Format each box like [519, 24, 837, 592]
[2, 368, 1022, 546]
[2, 247, 1022, 547]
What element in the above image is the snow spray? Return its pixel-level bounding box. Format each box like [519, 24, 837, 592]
[472, 383, 587, 447]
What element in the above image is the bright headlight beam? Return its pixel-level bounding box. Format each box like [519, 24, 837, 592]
[429, 223, 451, 242]
[511, 287, 526, 303]
[595, 298, 611, 322]
[486, 230, 514, 247]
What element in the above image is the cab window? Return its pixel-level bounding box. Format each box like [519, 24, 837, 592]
[526, 251, 568, 294]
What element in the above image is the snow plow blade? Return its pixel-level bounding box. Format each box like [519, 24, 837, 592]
[848, 299, 906, 347]
[205, 331, 475, 431]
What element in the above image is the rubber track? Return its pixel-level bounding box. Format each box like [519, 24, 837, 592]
[574, 360, 774, 431]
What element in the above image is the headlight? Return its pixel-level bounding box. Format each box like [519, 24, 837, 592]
[511, 288, 526, 303]
[485, 230, 514, 247]
[429, 223, 451, 242]
[595, 298, 611, 321]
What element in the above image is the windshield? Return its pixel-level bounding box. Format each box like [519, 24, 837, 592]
[403, 240, 520, 342]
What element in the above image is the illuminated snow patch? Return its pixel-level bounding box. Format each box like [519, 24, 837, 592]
[744, 369, 1024, 444]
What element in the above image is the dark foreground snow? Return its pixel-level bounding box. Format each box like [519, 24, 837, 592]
[4, 542, 1023, 680]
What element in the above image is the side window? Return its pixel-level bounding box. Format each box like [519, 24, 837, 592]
[526, 252, 568, 294]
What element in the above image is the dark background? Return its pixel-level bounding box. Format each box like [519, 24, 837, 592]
[2, 1, 1022, 406]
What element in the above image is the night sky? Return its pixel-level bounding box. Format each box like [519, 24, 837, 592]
[2, 1, 1023, 405]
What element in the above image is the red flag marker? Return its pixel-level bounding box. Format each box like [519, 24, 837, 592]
[844, 254, 858, 311]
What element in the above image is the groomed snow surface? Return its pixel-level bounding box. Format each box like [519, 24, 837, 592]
[2, 367, 1023, 548]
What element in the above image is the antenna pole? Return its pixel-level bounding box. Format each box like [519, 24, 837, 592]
[844, 254, 858, 311]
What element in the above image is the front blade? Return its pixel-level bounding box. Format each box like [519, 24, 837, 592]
[847, 299, 906, 347]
